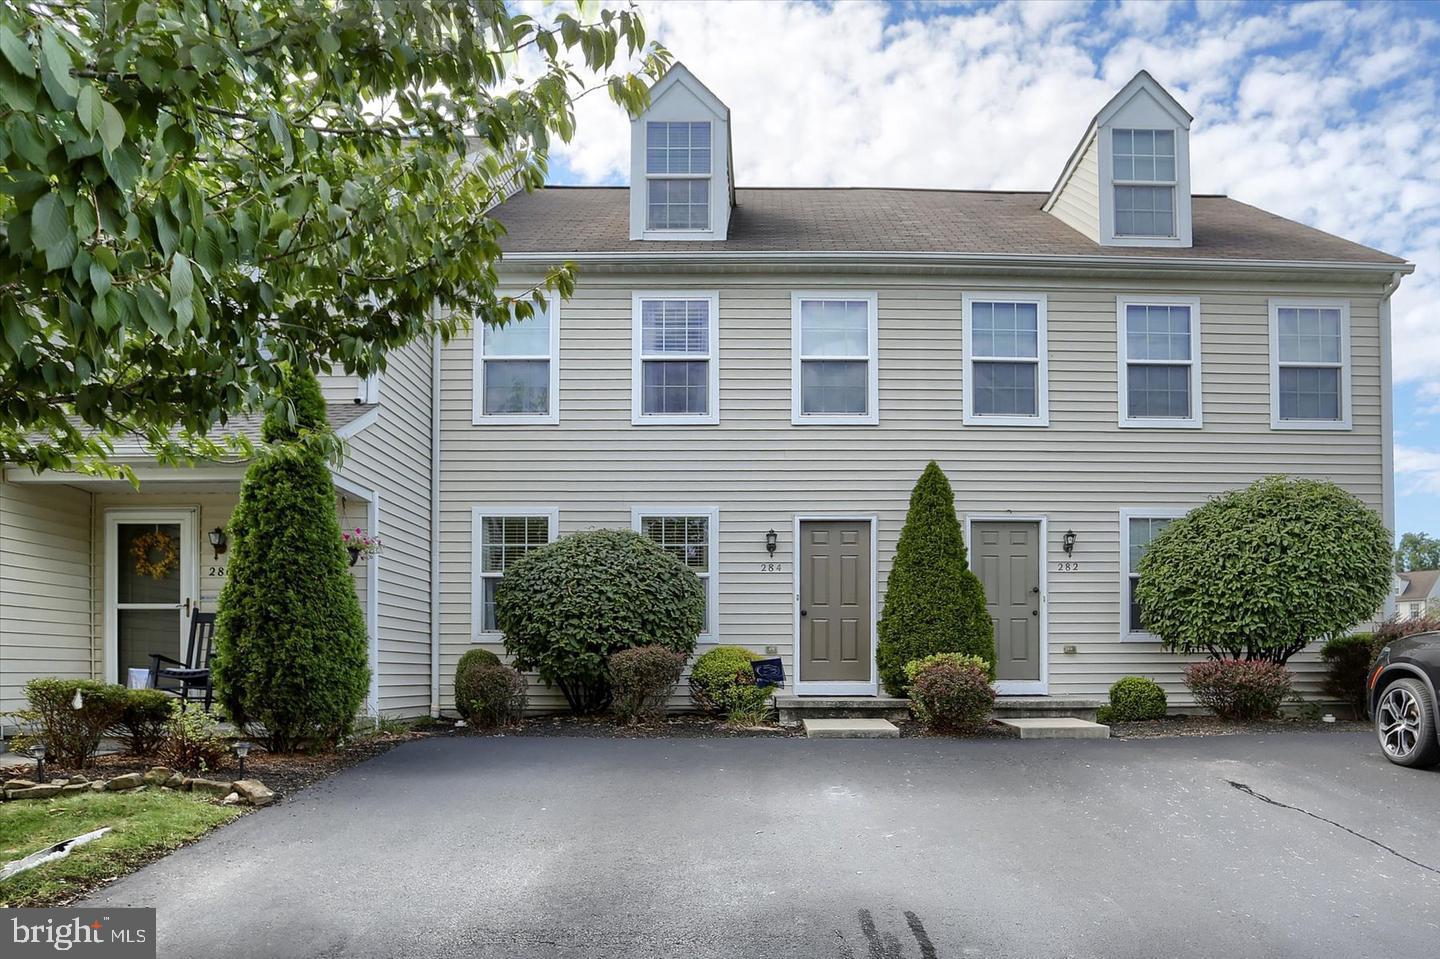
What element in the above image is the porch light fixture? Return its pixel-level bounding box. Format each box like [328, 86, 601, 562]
[208, 526, 228, 560]
[765, 529, 778, 555]
[1062, 529, 1077, 556]
[233, 741, 250, 779]
[31, 742, 46, 783]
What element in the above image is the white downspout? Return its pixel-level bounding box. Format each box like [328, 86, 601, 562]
[1380, 270, 1401, 618]
[429, 329, 443, 717]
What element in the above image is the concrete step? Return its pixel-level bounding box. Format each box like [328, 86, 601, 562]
[993, 696, 1107, 721]
[775, 695, 911, 727]
[803, 718, 901, 739]
[996, 717, 1110, 740]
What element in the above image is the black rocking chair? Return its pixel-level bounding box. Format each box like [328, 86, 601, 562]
[150, 612, 217, 710]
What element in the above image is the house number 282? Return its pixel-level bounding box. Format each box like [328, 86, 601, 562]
[1054, 561, 1079, 573]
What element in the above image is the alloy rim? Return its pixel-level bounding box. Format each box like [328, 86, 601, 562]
[1378, 686, 1422, 759]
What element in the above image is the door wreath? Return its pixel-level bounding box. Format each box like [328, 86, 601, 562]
[131, 529, 179, 580]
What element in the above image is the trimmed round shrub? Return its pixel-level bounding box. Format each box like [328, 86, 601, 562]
[1096, 676, 1168, 724]
[115, 688, 175, 757]
[1320, 633, 1379, 715]
[903, 652, 989, 685]
[1183, 660, 1292, 720]
[14, 679, 129, 767]
[213, 367, 370, 752]
[689, 646, 775, 725]
[454, 661, 528, 727]
[1134, 476, 1392, 664]
[877, 462, 994, 696]
[496, 529, 704, 714]
[609, 646, 686, 723]
[907, 656, 995, 731]
[456, 647, 502, 674]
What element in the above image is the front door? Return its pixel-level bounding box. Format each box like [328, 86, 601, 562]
[971, 521, 1043, 691]
[107, 510, 197, 684]
[798, 519, 872, 690]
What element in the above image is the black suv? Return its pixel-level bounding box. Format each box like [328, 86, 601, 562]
[1368, 630, 1440, 768]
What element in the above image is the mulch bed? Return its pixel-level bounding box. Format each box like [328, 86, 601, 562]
[1106, 715, 1371, 739]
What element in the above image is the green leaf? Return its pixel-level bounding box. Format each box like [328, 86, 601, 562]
[0, 23, 34, 77]
[89, 260, 112, 298]
[99, 101, 124, 151]
[169, 254, 194, 331]
[0, 56, 35, 112]
[39, 27, 77, 105]
[76, 83, 102, 134]
[137, 286, 172, 337]
[31, 192, 68, 251]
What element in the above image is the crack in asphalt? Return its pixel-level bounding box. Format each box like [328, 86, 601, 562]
[1227, 779, 1440, 876]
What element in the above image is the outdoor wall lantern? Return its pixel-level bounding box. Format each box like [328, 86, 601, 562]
[1062, 529, 1077, 556]
[765, 529, 778, 555]
[208, 526, 228, 560]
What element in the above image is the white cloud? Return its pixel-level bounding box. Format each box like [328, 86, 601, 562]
[1397, 444, 1440, 495]
[544, 0, 1440, 389]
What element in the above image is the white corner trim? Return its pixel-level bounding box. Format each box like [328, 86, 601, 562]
[1267, 297, 1353, 431]
[429, 330, 443, 717]
[1117, 506, 1190, 643]
[472, 299, 561, 426]
[964, 514, 1049, 696]
[792, 514, 879, 696]
[1381, 275, 1400, 617]
[470, 505, 559, 641]
[790, 291, 880, 426]
[630, 291, 721, 426]
[962, 292, 1050, 427]
[335, 404, 380, 438]
[630, 505, 721, 643]
[1115, 294, 1203, 429]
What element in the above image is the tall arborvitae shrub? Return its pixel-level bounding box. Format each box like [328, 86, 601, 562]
[212, 368, 370, 751]
[876, 461, 994, 696]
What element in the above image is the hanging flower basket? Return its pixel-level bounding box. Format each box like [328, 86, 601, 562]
[342, 528, 382, 566]
[131, 529, 179, 579]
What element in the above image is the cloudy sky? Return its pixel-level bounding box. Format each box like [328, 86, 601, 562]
[541, 0, 1440, 539]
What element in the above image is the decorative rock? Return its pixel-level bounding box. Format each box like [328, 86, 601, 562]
[4, 779, 37, 790]
[143, 766, 175, 786]
[220, 792, 243, 806]
[231, 779, 276, 807]
[9, 784, 62, 799]
[67, 774, 90, 785]
[61, 783, 90, 795]
[186, 777, 233, 797]
[105, 773, 144, 791]
[165, 773, 185, 789]
[89, 781, 107, 792]
[50, 777, 68, 786]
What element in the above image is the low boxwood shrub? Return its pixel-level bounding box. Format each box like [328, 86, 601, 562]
[496, 529, 704, 714]
[689, 646, 775, 725]
[1096, 676, 1168, 724]
[159, 702, 231, 772]
[456, 647, 502, 674]
[114, 688, 175, 757]
[1320, 633, 1379, 715]
[1183, 660, 1292, 720]
[906, 655, 995, 731]
[454, 661, 528, 728]
[609, 646, 686, 723]
[13, 679, 130, 767]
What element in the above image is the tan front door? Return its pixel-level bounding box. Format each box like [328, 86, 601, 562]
[798, 520, 872, 685]
[971, 521, 1042, 684]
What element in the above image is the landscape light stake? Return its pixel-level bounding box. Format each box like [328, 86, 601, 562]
[31, 742, 46, 783]
[234, 741, 250, 779]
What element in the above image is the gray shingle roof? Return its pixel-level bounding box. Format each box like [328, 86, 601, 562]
[492, 187, 1404, 264]
[1399, 570, 1440, 602]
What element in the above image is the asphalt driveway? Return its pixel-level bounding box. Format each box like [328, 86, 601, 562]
[85, 731, 1439, 958]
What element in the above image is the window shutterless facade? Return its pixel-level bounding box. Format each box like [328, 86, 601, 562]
[791, 292, 879, 425]
[963, 293, 1049, 426]
[1116, 296, 1202, 428]
[631, 292, 720, 425]
[1112, 129, 1176, 238]
[472, 508, 558, 635]
[646, 121, 711, 231]
[472, 300, 559, 425]
[1119, 508, 1188, 640]
[632, 506, 719, 640]
[1269, 299, 1351, 430]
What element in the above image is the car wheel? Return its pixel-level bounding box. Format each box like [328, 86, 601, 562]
[1375, 678, 1440, 768]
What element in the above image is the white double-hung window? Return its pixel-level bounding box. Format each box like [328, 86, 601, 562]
[1117, 296, 1202, 428]
[1269, 299, 1351, 429]
[472, 508, 557, 635]
[963, 294, 1049, 426]
[631, 292, 719, 425]
[792, 293, 879, 425]
[1112, 129, 1177, 239]
[646, 121, 711, 231]
[473, 300, 559, 425]
[1119, 508, 1187, 640]
[632, 507, 719, 640]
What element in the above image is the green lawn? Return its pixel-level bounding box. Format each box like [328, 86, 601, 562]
[0, 790, 244, 907]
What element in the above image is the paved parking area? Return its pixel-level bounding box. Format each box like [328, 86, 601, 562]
[86, 731, 1440, 958]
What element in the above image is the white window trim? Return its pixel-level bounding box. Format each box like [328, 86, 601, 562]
[962, 292, 1050, 427]
[471, 299, 560, 426]
[644, 120, 713, 234]
[791, 291, 880, 426]
[1118, 507, 1189, 642]
[1268, 297, 1352, 431]
[630, 291, 721, 426]
[471, 506, 559, 638]
[631, 505, 720, 644]
[1098, 124, 1193, 248]
[1116, 295, 1203, 429]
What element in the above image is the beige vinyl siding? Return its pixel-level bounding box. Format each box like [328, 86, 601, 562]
[335, 335, 434, 716]
[1, 480, 93, 717]
[438, 270, 1387, 712]
[1049, 133, 1101, 241]
[319, 369, 365, 405]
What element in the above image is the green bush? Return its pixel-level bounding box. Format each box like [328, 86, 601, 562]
[1375, 613, 1440, 644]
[1320, 633, 1379, 715]
[689, 646, 774, 725]
[903, 652, 990, 685]
[454, 662, 528, 727]
[1134, 476, 1392, 664]
[12, 679, 130, 768]
[877, 462, 994, 696]
[496, 529, 704, 714]
[1183, 660, 1293, 720]
[159, 701, 232, 772]
[456, 647, 502, 675]
[907, 656, 995, 731]
[1095, 676, 1168, 724]
[213, 367, 370, 752]
[609, 646, 686, 723]
[114, 688, 175, 757]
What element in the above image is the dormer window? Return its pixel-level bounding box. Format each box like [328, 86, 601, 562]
[1112, 129, 1176, 238]
[646, 121, 711, 231]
